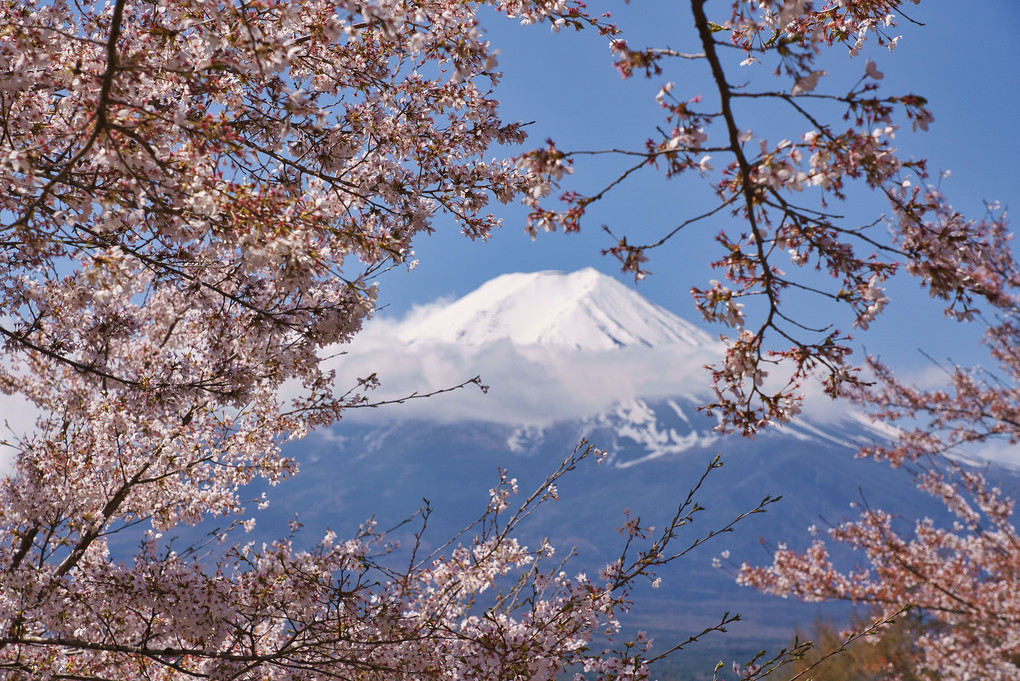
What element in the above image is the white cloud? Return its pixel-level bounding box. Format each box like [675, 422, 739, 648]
[324, 312, 722, 426]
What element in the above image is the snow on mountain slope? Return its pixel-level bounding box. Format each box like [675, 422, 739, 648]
[514, 396, 892, 469]
[597, 399, 721, 468]
[397, 268, 716, 351]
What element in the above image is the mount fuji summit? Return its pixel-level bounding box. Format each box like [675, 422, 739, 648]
[396, 267, 717, 351]
[259, 269, 1016, 676]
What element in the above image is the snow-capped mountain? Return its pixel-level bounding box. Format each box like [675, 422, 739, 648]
[338, 269, 893, 438]
[328, 268, 725, 426]
[397, 268, 717, 351]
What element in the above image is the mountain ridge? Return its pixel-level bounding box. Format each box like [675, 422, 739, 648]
[265, 393, 973, 670]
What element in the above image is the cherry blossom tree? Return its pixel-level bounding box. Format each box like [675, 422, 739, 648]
[735, 244, 1020, 680]
[517, 1, 1020, 679]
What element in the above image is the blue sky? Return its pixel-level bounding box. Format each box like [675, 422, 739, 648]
[369, 0, 1020, 377]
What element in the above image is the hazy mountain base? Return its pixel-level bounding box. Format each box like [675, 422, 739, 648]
[238, 396, 1017, 677]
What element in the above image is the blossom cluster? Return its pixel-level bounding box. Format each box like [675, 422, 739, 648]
[735, 195, 1020, 678]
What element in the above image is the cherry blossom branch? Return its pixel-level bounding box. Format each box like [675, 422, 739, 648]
[341, 375, 489, 409]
